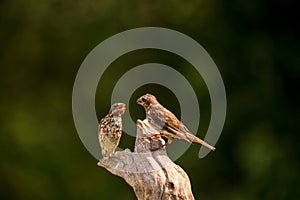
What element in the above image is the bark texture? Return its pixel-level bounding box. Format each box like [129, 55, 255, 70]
[98, 119, 195, 200]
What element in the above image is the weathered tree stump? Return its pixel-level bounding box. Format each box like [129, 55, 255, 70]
[98, 119, 195, 200]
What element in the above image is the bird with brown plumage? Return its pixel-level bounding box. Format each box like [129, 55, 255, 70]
[137, 94, 215, 151]
[98, 103, 126, 157]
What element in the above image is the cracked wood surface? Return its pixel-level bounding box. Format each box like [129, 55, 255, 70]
[98, 119, 195, 200]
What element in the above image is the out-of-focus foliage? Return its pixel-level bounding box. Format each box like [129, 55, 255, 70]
[0, 0, 299, 199]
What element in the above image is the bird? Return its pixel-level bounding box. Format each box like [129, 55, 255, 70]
[137, 94, 216, 151]
[98, 103, 126, 157]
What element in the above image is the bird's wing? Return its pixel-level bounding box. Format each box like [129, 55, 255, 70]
[148, 106, 177, 128]
[149, 105, 192, 141]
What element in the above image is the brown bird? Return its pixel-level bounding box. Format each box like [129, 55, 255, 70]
[137, 94, 216, 151]
[98, 103, 126, 157]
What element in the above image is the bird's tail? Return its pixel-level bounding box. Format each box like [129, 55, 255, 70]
[191, 136, 216, 151]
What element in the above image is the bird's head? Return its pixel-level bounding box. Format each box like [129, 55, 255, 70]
[109, 103, 126, 116]
[137, 94, 158, 109]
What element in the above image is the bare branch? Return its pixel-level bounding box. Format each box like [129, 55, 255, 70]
[98, 119, 195, 200]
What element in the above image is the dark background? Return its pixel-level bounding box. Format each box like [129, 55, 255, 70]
[0, 0, 299, 199]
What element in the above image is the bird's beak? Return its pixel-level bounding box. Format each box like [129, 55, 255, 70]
[137, 97, 142, 105]
[121, 105, 126, 113]
[117, 103, 126, 114]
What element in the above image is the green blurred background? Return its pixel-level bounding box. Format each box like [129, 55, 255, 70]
[1, 0, 299, 199]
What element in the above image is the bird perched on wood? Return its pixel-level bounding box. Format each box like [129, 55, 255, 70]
[137, 94, 216, 151]
[98, 103, 126, 157]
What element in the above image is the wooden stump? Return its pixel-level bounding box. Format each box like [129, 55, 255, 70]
[98, 119, 195, 200]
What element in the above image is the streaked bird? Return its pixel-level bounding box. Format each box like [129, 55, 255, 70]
[137, 94, 215, 151]
[98, 103, 126, 157]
